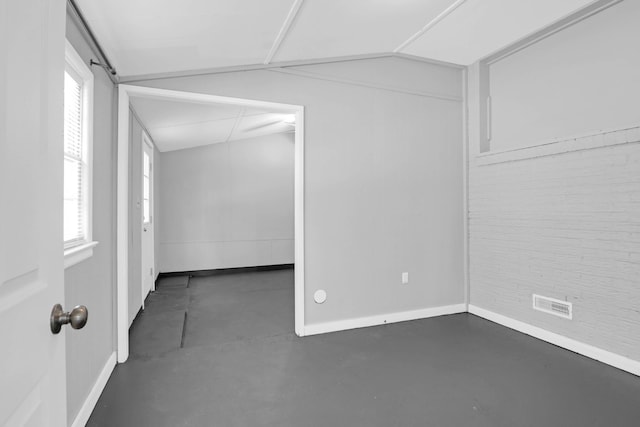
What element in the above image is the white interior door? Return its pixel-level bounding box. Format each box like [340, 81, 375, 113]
[0, 0, 68, 426]
[141, 134, 154, 298]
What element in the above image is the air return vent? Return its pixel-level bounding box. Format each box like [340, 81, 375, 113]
[532, 294, 572, 320]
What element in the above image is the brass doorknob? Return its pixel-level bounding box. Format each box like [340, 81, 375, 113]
[50, 304, 88, 334]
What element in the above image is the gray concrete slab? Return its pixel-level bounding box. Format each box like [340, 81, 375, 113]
[143, 288, 190, 315]
[128, 281, 190, 359]
[183, 270, 293, 348]
[128, 309, 185, 359]
[89, 269, 640, 427]
[157, 275, 190, 289]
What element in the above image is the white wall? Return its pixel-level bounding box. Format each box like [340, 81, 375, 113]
[468, 0, 640, 362]
[132, 56, 465, 327]
[64, 11, 116, 424]
[489, 0, 640, 152]
[159, 132, 294, 272]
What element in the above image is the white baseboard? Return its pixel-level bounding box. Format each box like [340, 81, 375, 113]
[304, 303, 467, 336]
[468, 305, 640, 377]
[70, 352, 117, 427]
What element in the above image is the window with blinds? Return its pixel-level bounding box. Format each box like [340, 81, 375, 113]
[63, 40, 94, 265]
[64, 69, 88, 247]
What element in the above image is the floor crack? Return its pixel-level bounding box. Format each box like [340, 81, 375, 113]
[180, 310, 188, 348]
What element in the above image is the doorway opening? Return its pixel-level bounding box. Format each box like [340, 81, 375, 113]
[141, 131, 154, 298]
[117, 85, 305, 363]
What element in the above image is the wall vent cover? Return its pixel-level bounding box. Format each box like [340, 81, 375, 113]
[532, 294, 572, 320]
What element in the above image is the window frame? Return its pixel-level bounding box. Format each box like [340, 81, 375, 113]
[63, 40, 97, 268]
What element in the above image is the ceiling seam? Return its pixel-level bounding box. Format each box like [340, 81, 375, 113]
[159, 129, 295, 153]
[394, 52, 464, 69]
[119, 52, 462, 84]
[145, 111, 270, 131]
[481, 0, 622, 65]
[269, 67, 462, 102]
[264, 0, 306, 64]
[129, 105, 157, 146]
[226, 108, 246, 143]
[394, 0, 469, 53]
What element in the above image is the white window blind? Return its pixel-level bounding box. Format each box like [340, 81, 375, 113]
[64, 70, 88, 247]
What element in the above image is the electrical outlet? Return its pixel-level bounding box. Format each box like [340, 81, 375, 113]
[402, 272, 409, 284]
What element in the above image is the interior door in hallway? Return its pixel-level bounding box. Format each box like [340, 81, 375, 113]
[141, 134, 155, 299]
[0, 0, 68, 425]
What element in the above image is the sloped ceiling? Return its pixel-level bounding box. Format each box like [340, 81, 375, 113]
[76, 0, 595, 77]
[129, 97, 295, 152]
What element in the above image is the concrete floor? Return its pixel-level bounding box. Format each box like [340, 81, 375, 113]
[89, 268, 640, 427]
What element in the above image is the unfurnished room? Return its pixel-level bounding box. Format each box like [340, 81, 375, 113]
[1, 1, 639, 426]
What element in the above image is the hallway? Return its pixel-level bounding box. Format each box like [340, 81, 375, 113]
[88, 269, 640, 427]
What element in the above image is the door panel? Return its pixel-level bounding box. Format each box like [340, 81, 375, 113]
[0, 0, 67, 426]
[141, 136, 154, 298]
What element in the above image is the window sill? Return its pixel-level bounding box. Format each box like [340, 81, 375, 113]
[64, 241, 99, 269]
[476, 124, 640, 166]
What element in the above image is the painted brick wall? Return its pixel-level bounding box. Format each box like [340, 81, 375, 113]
[468, 129, 640, 361]
[467, 0, 640, 365]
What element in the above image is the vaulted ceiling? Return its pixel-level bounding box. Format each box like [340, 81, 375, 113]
[129, 97, 294, 152]
[76, 0, 594, 78]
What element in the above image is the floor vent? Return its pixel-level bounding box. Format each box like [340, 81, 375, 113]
[532, 294, 572, 320]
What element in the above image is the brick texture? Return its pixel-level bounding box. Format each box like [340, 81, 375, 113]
[469, 129, 640, 361]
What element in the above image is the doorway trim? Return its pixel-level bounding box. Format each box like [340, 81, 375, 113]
[117, 84, 305, 363]
[141, 130, 156, 299]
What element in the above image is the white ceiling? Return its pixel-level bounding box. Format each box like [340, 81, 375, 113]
[403, 0, 596, 64]
[76, 0, 595, 77]
[129, 97, 295, 152]
[271, 0, 457, 62]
